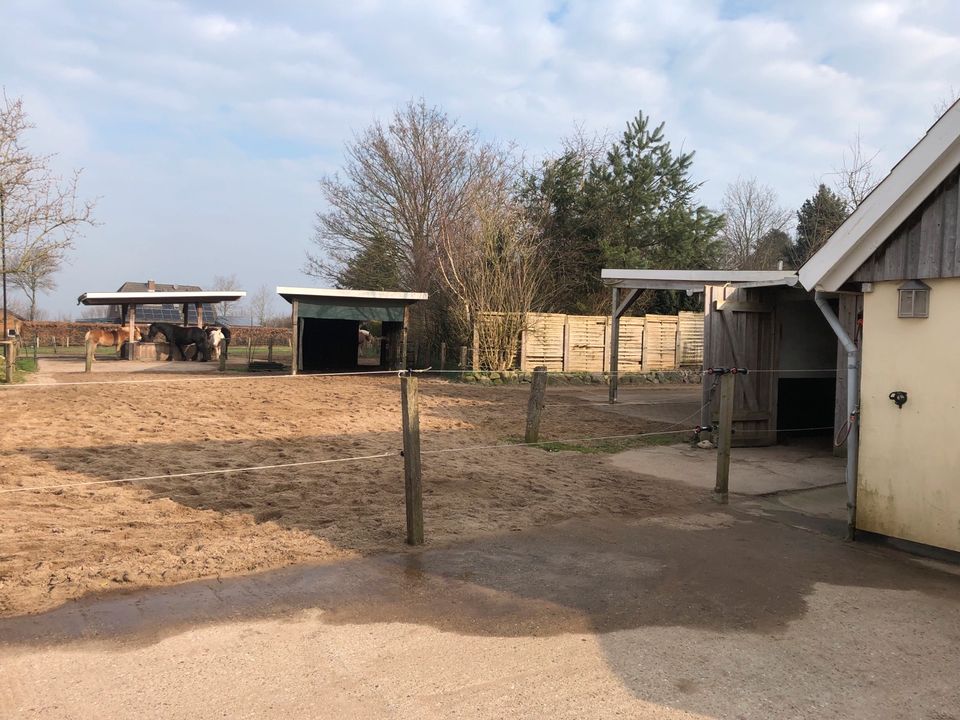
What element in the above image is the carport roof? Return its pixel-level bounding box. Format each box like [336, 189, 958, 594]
[276, 287, 428, 303]
[78, 290, 246, 306]
[601, 269, 798, 291]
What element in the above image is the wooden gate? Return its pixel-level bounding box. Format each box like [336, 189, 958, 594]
[703, 285, 778, 445]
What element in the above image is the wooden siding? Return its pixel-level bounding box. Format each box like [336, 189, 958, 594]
[851, 168, 960, 282]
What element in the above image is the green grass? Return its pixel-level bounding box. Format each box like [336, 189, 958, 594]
[6, 356, 38, 383]
[509, 431, 687, 454]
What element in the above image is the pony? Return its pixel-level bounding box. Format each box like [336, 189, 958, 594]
[143, 322, 211, 362]
[84, 326, 142, 357]
[206, 327, 225, 360]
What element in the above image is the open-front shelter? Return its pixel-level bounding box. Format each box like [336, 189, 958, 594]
[277, 287, 428, 373]
[77, 289, 245, 359]
[601, 269, 845, 448]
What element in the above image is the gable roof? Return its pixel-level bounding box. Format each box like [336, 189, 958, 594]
[799, 99, 960, 292]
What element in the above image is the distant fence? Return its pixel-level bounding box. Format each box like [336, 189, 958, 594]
[16, 321, 292, 351]
[474, 311, 704, 373]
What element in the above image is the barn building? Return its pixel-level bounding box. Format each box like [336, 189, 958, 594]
[277, 287, 428, 373]
[800, 99, 960, 554]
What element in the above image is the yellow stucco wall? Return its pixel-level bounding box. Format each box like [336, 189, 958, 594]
[858, 279, 960, 551]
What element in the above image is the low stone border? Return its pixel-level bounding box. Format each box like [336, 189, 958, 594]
[453, 369, 702, 385]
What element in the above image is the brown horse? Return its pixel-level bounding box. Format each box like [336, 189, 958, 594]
[84, 326, 142, 358]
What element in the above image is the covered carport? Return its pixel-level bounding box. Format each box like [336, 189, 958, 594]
[277, 287, 428, 373]
[602, 269, 842, 447]
[77, 289, 245, 359]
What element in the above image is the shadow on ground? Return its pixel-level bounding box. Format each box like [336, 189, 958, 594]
[3, 508, 958, 646]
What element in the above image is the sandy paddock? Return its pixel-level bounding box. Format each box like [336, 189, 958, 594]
[0, 371, 704, 617]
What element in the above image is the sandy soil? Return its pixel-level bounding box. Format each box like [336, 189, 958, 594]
[0, 370, 704, 617]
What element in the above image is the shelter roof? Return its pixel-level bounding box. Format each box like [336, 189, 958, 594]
[276, 287, 428, 303]
[600, 269, 798, 291]
[78, 290, 246, 306]
[800, 98, 960, 292]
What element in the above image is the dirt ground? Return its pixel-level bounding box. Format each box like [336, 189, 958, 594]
[0, 363, 705, 617]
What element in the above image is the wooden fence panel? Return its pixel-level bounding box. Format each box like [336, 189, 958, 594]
[641, 315, 678, 371]
[677, 311, 705, 366]
[520, 313, 566, 371]
[615, 317, 645, 373]
[565, 315, 608, 372]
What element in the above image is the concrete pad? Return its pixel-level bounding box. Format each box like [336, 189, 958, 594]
[3, 513, 960, 719]
[611, 442, 844, 495]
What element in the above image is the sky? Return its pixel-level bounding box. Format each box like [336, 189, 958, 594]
[3, 0, 960, 318]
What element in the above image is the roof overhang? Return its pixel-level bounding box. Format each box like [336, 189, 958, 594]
[276, 287, 429, 304]
[601, 269, 798, 291]
[799, 100, 960, 292]
[78, 291, 246, 306]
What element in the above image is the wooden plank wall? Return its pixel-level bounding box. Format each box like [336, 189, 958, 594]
[495, 311, 702, 373]
[617, 317, 645, 373]
[851, 168, 960, 282]
[565, 315, 608, 371]
[520, 313, 566, 371]
[703, 285, 778, 445]
[641, 315, 679, 371]
[677, 311, 704, 366]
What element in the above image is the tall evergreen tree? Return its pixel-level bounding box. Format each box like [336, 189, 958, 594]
[792, 184, 848, 266]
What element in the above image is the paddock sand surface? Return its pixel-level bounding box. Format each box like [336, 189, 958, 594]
[0, 372, 703, 617]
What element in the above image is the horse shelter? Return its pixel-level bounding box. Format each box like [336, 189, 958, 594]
[77, 286, 246, 359]
[277, 287, 428, 373]
[602, 269, 851, 450]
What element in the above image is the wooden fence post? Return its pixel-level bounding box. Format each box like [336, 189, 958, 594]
[714, 372, 735, 503]
[472, 325, 479, 371]
[525, 365, 548, 444]
[85, 340, 95, 373]
[2, 342, 12, 384]
[400, 373, 424, 545]
[440, 342, 446, 371]
[267, 338, 274, 363]
[218, 346, 227, 372]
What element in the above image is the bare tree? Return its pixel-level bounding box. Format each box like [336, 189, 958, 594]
[437, 171, 550, 370]
[719, 177, 792, 269]
[9, 248, 61, 320]
[209, 273, 243, 321]
[306, 99, 496, 295]
[833, 132, 880, 212]
[934, 86, 960, 120]
[0, 93, 95, 338]
[248, 285, 276, 327]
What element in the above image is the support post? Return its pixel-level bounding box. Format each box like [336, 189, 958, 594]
[85, 339, 95, 373]
[459, 346, 467, 379]
[195, 303, 204, 328]
[267, 338, 274, 363]
[714, 372, 735, 503]
[126, 304, 137, 361]
[182, 304, 189, 327]
[609, 286, 621, 404]
[525, 365, 548, 444]
[401, 305, 410, 370]
[440, 342, 446, 371]
[400, 373, 424, 545]
[290, 299, 299, 375]
[218, 348, 227, 372]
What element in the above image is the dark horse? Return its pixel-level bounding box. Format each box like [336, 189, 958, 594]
[143, 322, 212, 362]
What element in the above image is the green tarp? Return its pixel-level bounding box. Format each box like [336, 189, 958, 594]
[297, 297, 407, 323]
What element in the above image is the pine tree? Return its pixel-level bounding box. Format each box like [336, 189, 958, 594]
[792, 184, 848, 265]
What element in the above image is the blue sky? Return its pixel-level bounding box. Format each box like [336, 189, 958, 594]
[3, 0, 960, 317]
